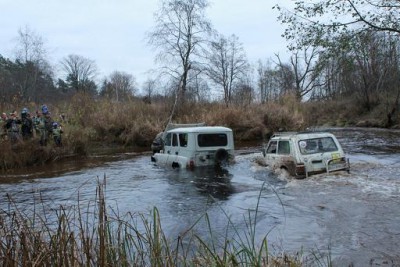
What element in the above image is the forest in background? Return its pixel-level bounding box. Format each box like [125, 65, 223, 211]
[2, 0, 400, 128]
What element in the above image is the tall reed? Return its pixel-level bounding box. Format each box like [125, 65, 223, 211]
[0, 176, 331, 266]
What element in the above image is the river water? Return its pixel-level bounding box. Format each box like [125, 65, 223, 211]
[0, 128, 399, 266]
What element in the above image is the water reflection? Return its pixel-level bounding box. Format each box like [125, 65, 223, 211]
[156, 164, 235, 200]
[191, 166, 234, 200]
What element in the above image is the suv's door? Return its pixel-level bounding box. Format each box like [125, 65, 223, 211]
[277, 140, 291, 155]
[265, 139, 297, 171]
[265, 140, 278, 163]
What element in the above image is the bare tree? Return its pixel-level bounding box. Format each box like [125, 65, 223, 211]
[15, 26, 46, 64]
[13, 26, 51, 102]
[232, 76, 254, 107]
[60, 54, 97, 94]
[100, 71, 137, 101]
[205, 34, 249, 106]
[257, 59, 281, 103]
[275, 45, 323, 100]
[275, 0, 400, 50]
[147, 0, 213, 104]
[186, 71, 210, 103]
[142, 78, 158, 103]
[337, 31, 398, 112]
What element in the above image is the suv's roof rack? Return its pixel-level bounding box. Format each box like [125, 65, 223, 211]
[271, 132, 297, 137]
[272, 129, 330, 138]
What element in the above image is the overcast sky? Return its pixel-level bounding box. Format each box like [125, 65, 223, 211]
[1, 0, 292, 87]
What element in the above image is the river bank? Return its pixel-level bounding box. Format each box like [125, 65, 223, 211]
[1, 94, 399, 172]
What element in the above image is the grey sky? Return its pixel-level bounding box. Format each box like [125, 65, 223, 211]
[1, 0, 291, 87]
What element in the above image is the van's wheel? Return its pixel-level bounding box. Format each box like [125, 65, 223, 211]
[172, 162, 180, 169]
[215, 149, 229, 163]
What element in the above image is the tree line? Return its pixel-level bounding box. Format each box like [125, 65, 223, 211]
[273, 0, 400, 126]
[2, 0, 400, 126]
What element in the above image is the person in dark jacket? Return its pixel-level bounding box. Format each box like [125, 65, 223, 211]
[38, 105, 53, 146]
[52, 122, 63, 146]
[5, 111, 21, 144]
[20, 108, 33, 140]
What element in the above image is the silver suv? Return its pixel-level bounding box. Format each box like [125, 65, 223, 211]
[263, 132, 350, 178]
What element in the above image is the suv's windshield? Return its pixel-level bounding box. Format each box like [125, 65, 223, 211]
[298, 137, 338, 154]
[198, 133, 227, 147]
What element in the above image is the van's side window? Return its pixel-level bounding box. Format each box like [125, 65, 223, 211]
[278, 140, 290, 154]
[266, 141, 277, 153]
[172, 133, 178, 147]
[165, 133, 172, 146]
[179, 133, 188, 147]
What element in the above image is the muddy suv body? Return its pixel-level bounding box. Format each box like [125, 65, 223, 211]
[264, 132, 350, 178]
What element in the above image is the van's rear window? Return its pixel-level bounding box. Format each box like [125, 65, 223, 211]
[198, 133, 227, 147]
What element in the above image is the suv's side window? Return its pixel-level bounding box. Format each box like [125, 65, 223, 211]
[278, 140, 290, 154]
[266, 141, 277, 153]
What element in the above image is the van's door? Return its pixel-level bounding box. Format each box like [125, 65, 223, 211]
[163, 133, 179, 157]
[157, 132, 179, 165]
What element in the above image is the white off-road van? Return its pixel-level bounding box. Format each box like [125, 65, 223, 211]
[263, 132, 350, 178]
[151, 125, 235, 169]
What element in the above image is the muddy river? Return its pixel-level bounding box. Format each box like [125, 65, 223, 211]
[1, 127, 399, 266]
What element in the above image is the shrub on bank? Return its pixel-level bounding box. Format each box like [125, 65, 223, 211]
[0, 139, 67, 171]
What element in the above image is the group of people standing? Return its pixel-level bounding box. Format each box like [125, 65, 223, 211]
[0, 105, 63, 147]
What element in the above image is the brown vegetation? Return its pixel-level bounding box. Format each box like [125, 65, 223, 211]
[1, 92, 399, 171]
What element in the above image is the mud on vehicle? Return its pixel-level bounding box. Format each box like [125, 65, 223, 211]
[263, 131, 350, 178]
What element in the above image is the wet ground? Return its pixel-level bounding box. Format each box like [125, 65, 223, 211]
[1, 127, 400, 266]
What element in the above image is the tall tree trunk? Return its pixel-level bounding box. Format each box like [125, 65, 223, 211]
[386, 88, 400, 127]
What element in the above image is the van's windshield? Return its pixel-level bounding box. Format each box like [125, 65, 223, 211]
[298, 137, 338, 154]
[198, 133, 228, 147]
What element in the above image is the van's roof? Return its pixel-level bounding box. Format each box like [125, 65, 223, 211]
[168, 126, 232, 134]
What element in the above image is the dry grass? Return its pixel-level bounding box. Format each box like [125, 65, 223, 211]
[2, 91, 399, 171]
[0, 95, 321, 171]
[0, 177, 323, 267]
[0, 140, 65, 171]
